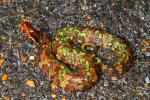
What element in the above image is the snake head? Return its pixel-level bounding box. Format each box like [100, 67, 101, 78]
[18, 17, 42, 43]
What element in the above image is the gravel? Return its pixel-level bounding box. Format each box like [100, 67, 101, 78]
[0, 0, 150, 100]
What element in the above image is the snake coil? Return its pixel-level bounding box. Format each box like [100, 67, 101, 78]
[18, 18, 133, 92]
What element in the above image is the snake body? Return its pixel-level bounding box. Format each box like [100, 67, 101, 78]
[18, 19, 133, 92]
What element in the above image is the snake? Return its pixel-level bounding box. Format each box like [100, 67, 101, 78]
[18, 17, 133, 93]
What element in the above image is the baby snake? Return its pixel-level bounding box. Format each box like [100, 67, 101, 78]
[18, 17, 133, 93]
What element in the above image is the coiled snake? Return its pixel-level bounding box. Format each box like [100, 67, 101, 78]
[18, 18, 133, 92]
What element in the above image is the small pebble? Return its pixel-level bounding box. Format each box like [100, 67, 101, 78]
[29, 56, 35, 60]
[51, 93, 57, 98]
[111, 76, 118, 81]
[0, 0, 8, 3]
[21, 92, 27, 97]
[25, 79, 36, 88]
[141, 17, 145, 20]
[3, 96, 10, 100]
[144, 83, 149, 88]
[145, 76, 150, 83]
[1, 73, 8, 81]
[45, 6, 49, 10]
[103, 80, 109, 87]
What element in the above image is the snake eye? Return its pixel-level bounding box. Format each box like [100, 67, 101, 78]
[96, 47, 117, 65]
